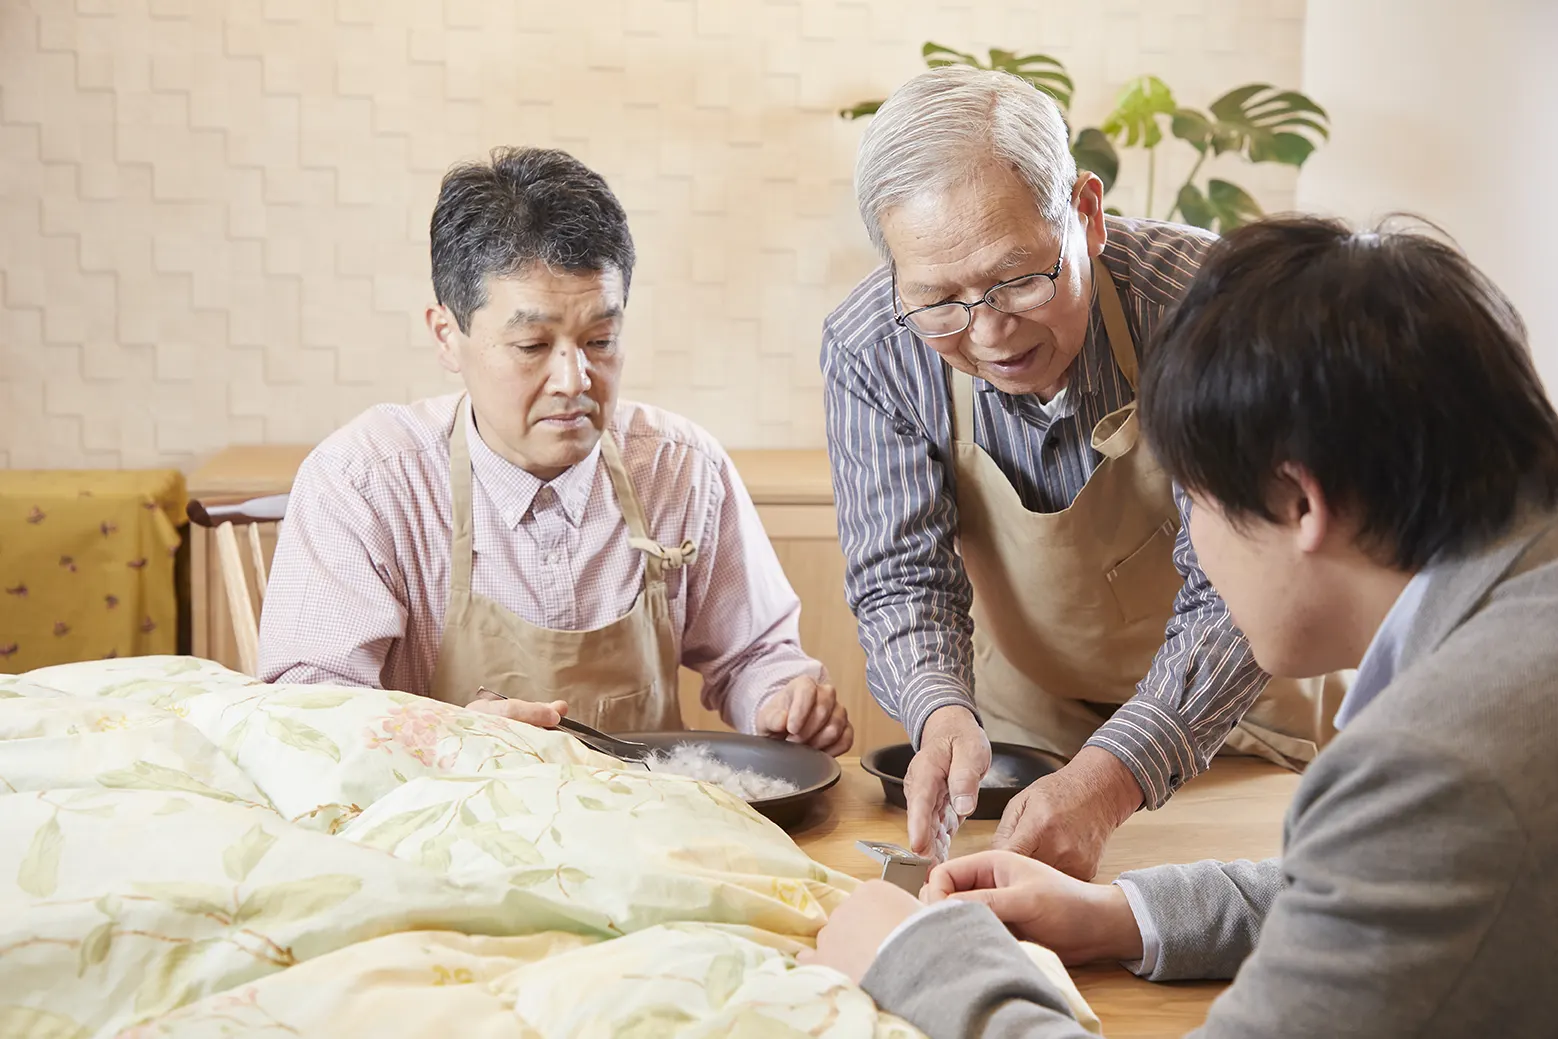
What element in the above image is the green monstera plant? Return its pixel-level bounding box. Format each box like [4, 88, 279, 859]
[841, 43, 1330, 233]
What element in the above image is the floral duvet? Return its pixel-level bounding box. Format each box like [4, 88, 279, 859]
[0, 657, 1095, 1038]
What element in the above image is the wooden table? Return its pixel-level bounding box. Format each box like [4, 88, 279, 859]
[793, 757, 1299, 1038]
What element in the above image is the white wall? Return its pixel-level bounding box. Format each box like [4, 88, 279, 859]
[1297, 0, 1558, 390]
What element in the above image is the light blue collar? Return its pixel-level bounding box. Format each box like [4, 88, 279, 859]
[1333, 570, 1433, 729]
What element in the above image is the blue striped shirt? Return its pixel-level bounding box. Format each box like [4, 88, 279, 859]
[821, 217, 1268, 809]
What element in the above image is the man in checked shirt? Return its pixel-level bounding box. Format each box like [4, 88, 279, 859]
[823, 65, 1346, 872]
[258, 146, 852, 756]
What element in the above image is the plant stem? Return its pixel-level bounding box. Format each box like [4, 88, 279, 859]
[1146, 148, 1156, 220]
[1167, 150, 1209, 222]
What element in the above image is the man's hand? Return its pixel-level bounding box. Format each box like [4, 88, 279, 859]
[924, 850, 1144, 966]
[796, 880, 921, 983]
[467, 689, 569, 728]
[905, 705, 991, 861]
[991, 746, 1144, 880]
[755, 675, 854, 756]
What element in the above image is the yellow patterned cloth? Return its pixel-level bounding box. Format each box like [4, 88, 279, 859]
[0, 470, 186, 671]
[0, 657, 1099, 1037]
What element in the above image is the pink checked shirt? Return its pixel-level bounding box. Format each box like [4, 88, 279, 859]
[257, 393, 825, 732]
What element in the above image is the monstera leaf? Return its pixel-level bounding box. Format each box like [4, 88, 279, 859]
[1070, 128, 1119, 193]
[1176, 179, 1264, 232]
[839, 99, 883, 120]
[841, 43, 1074, 119]
[918, 41, 981, 67]
[1171, 84, 1330, 166]
[917, 43, 1075, 109]
[837, 41, 1331, 228]
[1100, 76, 1178, 148]
[977, 46, 1074, 110]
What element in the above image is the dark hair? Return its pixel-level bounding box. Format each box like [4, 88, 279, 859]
[1140, 215, 1558, 570]
[430, 146, 635, 332]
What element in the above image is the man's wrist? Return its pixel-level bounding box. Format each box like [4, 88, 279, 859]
[1085, 698, 1203, 810]
[1082, 881, 1145, 964]
[897, 673, 978, 748]
[907, 695, 979, 749]
[1069, 746, 1146, 828]
[749, 685, 786, 735]
[922, 702, 977, 733]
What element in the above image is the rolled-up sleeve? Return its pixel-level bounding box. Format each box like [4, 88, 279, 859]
[822, 321, 977, 746]
[1086, 485, 1268, 808]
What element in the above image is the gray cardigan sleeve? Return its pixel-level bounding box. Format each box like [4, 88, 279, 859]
[861, 901, 1094, 1039]
[1192, 734, 1526, 1037]
[861, 733, 1529, 1039]
[1116, 857, 1284, 980]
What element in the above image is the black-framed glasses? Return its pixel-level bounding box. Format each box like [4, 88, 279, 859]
[893, 224, 1069, 338]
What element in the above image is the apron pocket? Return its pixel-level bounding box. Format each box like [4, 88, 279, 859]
[1105, 518, 1183, 623]
[593, 686, 659, 734]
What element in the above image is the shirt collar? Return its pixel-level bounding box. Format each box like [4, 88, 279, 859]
[1332, 569, 1433, 729]
[464, 405, 601, 530]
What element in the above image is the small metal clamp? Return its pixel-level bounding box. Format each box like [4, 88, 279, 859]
[855, 840, 933, 894]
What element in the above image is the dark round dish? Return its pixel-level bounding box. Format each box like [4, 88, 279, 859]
[619, 730, 842, 831]
[860, 742, 1067, 820]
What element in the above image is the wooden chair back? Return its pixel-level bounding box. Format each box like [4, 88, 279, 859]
[186, 494, 289, 676]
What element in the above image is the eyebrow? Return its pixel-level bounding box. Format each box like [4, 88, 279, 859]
[503, 304, 624, 330]
[901, 246, 1036, 300]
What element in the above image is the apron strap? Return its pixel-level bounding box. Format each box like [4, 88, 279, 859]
[447, 396, 477, 595]
[948, 365, 977, 445]
[1092, 256, 1139, 391]
[629, 536, 699, 569]
[598, 430, 696, 582]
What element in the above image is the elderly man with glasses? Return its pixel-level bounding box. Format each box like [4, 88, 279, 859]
[821, 65, 1345, 876]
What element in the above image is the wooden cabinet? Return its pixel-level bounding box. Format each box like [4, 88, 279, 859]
[186, 445, 906, 753]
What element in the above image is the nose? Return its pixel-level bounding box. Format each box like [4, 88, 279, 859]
[546, 343, 591, 397]
[964, 301, 1016, 353]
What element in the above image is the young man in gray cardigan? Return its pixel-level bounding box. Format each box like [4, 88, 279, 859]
[802, 216, 1558, 1038]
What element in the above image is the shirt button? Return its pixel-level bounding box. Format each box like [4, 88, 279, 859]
[1168, 774, 1182, 789]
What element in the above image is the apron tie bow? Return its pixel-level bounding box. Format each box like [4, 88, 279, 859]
[629, 536, 699, 570]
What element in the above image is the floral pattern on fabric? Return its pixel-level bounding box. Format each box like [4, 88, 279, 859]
[0, 656, 1097, 1037]
[0, 659, 952, 1037]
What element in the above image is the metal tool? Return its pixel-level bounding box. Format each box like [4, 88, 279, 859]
[855, 840, 933, 894]
[473, 687, 653, 765]
[556, 717, 655, 765]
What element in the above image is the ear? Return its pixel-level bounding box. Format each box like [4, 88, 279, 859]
[1274, 462, 1331, 555]
[1073, 173, 1108, 260]
[427, 304, 463, 375]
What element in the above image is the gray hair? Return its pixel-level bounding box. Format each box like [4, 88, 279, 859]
[854, 65, 1078, 257]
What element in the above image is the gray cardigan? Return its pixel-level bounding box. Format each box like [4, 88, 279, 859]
[863, 512, 1558, 1038]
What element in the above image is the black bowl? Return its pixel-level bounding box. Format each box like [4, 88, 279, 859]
[619, 730, 841, 831]
[860, 742, 1067, 820]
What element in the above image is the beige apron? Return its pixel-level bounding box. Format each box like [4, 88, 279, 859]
[951, 259, 1346, 771]
[429, 398, 689, 733]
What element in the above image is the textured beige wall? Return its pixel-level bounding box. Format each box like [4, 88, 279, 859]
[0, 0, 1306, 469]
